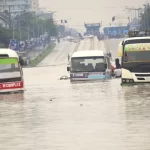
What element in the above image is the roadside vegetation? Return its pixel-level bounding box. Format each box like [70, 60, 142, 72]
[28, 43, 56, 67]
[0, 11, 60, 48]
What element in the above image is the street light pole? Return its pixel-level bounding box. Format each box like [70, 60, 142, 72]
[8, 5, 11, 28]
[19, 15, 22, 41]
[12, 20, 14, 39]
[33, 15, 35, 38]
[28, 16, 30, 40]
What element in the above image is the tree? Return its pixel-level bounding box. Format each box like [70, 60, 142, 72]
[0, 26, 12, 47]
[12, 11, 58, 40]
[0, 11, 59, 46]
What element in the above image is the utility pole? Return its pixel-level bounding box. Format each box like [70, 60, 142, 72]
[19, 15, 22, 41]
[143, 3, 149, 30]
[12, 19, 14, 39]
[38, 17, 40, 38]
[8, 5, 11, 28]
[125, 7, 142, 30]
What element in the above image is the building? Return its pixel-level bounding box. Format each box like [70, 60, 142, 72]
[37, 8, 54, 19]
[31, 0, 39, 13]
[0, 0, 31, 15]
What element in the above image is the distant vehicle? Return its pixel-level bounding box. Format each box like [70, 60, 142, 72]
[67, 36, 79, 43]
[67, 50, 113, 81]
[0, 49, 24, 93]
[117, 36, 150, 84]
[84, 34, 93, 39]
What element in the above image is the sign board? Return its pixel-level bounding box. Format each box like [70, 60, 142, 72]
[9, 39, 20, 51]
[103, 26, 129, 37]
[125, 43, 150, 52]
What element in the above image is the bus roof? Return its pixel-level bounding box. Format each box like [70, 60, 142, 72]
[72, 50, 105, 58]
[124, 36, 150, 42]
[0, 48, 19, 58]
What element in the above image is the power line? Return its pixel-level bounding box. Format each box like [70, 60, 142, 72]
[44, 6, 126, 10]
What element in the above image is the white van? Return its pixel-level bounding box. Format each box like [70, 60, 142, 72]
[67, 50, 113, 81]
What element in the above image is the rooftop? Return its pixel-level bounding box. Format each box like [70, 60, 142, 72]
[0, 49, 19, 58]
[71, 50, 105, 58]
[124, 37, 150, 41]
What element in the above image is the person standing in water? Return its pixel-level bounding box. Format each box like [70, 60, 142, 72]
[114, 58, 121, 78]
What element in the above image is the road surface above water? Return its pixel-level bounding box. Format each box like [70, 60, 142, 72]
[0, 38, 150, 150]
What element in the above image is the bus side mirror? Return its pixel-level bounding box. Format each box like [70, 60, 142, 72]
[67, 66, 70, 72]
[105, 64, 107, 68]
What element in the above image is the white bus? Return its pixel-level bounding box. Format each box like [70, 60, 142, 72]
[117, 37, 150, 84]
[67, 50, 113, 81]
[0, 49, 24, 93]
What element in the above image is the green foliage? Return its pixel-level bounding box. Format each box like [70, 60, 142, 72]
[58, 25, 65, 34]
[14, 11, 58, 39]
[0, 26, 12, 47]
[0, 11, 59, 47]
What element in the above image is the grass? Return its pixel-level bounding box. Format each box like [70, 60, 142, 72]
[29, 43, 56, 67]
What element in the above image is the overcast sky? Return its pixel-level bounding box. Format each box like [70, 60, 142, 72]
[39, 0, 148, 31]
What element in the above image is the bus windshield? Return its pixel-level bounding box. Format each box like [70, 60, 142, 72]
[71, 57, 106, 72]
[0, 58, 21, 79]
[123, 43, 150, 62]
[123, 51, 150, 62]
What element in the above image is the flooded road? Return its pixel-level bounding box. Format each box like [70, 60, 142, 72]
[0, 38, 150, 150]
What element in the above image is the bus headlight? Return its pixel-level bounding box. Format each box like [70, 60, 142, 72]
[122, 78, 134, 83]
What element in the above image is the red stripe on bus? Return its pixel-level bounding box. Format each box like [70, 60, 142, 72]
[0, 81, 23, 90]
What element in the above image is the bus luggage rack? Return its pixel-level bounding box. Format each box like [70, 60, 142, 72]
[128, 30, 150, 37]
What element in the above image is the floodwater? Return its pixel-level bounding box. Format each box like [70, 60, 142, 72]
[0, 38, 150, 150]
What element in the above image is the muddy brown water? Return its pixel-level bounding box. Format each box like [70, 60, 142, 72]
[0, 39, 150, 150]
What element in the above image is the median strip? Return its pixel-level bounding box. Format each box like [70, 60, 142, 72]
[70, 40, 80, 56]
[28, 43, 56, 67]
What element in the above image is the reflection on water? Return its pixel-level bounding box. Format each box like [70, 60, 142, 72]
[0, 67, 149, 150]
[121, 85, 150, 150]
[0, 93, 24, 101]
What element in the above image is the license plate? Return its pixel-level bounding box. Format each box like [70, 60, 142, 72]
[73, 73, 83, 76]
